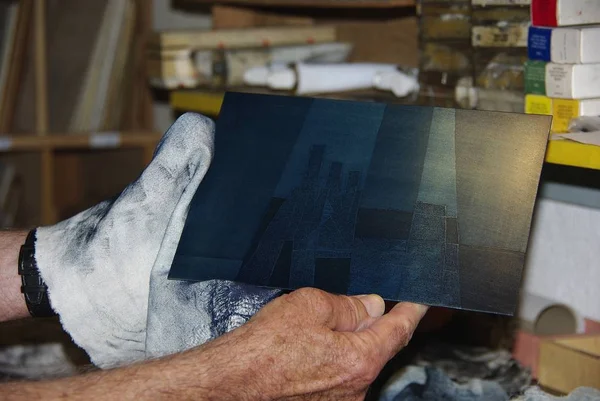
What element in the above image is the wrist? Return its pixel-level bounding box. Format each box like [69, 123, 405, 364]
[0, 230, 30, 321]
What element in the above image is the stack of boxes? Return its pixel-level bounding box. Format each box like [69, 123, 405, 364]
[418, 0, 473, 107]
[454, 0, 531, 112]
[470, 0, 530, 112]
[525, 0, 600, 134]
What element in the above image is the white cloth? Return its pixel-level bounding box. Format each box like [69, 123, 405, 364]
[34, 113, 279, 368]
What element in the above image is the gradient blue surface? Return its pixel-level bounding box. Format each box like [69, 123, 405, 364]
[169, 92, 551, 315]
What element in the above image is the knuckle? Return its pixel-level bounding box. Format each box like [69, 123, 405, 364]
[391, 319, 414, 348]
[290, 288, 332, 313]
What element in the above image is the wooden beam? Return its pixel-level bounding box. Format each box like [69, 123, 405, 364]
[187, 0, 415, 8]
[0, 0, 33, 132]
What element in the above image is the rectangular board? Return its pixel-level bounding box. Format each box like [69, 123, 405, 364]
[169, 92, 551, 315]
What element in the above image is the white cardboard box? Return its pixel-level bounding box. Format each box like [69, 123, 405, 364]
[532, 0, 600, 27]
[552, 26, 600, 64]
[546, 63, 600, 99]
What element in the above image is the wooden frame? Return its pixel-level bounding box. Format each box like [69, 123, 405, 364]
[0, 0, 158, 226]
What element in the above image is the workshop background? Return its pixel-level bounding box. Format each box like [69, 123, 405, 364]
[0, 0, 599, 398]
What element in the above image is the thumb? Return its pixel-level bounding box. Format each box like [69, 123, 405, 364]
[359, 302, 428, 362]
[325, 293, 386, 332]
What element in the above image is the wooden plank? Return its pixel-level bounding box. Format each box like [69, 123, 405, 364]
[34, 0, 48, 135]
[149, 25, 337, 49]
[211, 5, 419, 66]
[185, 0, 415, 8]
[0, 0, 33, 132]
[553, 336, 600, 356]
[539, 337, 600, 394]
[212, 4, 314, 29]
[545, 140, 600, 170]
[336, 17, 419, 66]
[0, 132, 162, 152]
[125, 0, 154, 130]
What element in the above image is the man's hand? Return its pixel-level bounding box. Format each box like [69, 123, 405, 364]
[180, 288, 428, 401]
[0, 288, 427, 401]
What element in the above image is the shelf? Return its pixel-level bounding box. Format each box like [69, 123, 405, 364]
[181, 0, 415, 8]
[172, 89, 600, 171]
[0, 132, 163, 152]
[171, 91, 225, 117]
[545, 140, 600, 171]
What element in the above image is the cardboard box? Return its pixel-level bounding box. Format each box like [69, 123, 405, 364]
[524, 60, 546, 95]
[472, 23, 528, 47]
[546, 63, 600, 99]
[529, 26, 600, 64]
[532, 0, 600, 27]
[525, 95, 600, 133]
[539, 335, 600, 394]
[420, 4, 471, 40]
[421, 41, 473, 73]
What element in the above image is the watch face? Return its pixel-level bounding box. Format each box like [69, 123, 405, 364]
[169, 92, 551, 316]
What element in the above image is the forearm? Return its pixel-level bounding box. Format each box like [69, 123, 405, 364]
[0, 230, 29, 322]
[0, 338, 237, 401]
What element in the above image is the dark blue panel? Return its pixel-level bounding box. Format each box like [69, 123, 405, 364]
[173, 93, 313, 265]
[360, 105, 433, 212]
[169, 92, 551, 315]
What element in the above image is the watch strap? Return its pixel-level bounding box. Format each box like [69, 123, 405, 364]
[18, 229, 57, 317]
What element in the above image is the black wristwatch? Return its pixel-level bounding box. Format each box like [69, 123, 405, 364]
[18, 229, 57, 317]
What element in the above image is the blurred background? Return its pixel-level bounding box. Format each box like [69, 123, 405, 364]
[0, 0, 599, 397]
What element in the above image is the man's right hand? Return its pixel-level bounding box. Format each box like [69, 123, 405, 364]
[180, 288, 428, 401]
[0, 288, 427, 401]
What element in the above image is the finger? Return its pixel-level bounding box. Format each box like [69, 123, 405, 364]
[358, 302, 428, 361]
[288, 288, 385, 332]
[326, 293, 385, 332]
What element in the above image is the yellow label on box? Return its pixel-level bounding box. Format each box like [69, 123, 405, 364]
[525, 94, 552, 115]
[552, 99, 580, 133]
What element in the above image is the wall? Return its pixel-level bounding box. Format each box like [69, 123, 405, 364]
[524, 197, 600, 322]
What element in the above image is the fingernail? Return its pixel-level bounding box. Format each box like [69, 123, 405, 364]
[357, 294, 385, 318]
[414, 303, 429, 317]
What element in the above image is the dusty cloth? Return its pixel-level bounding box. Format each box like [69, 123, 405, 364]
[380, 366, 508, 401]
[514, 387, 600, 401]
[0, 344, 77, 380]
[34, 113, 280, 368]
[380, 342, 599, 401]
[416, 342, 531, 397]
[380, 365, 600, 401]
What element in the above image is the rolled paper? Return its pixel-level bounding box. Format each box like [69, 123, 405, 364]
[295, 63, 398, 95]
[373, 70, 419, 98]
